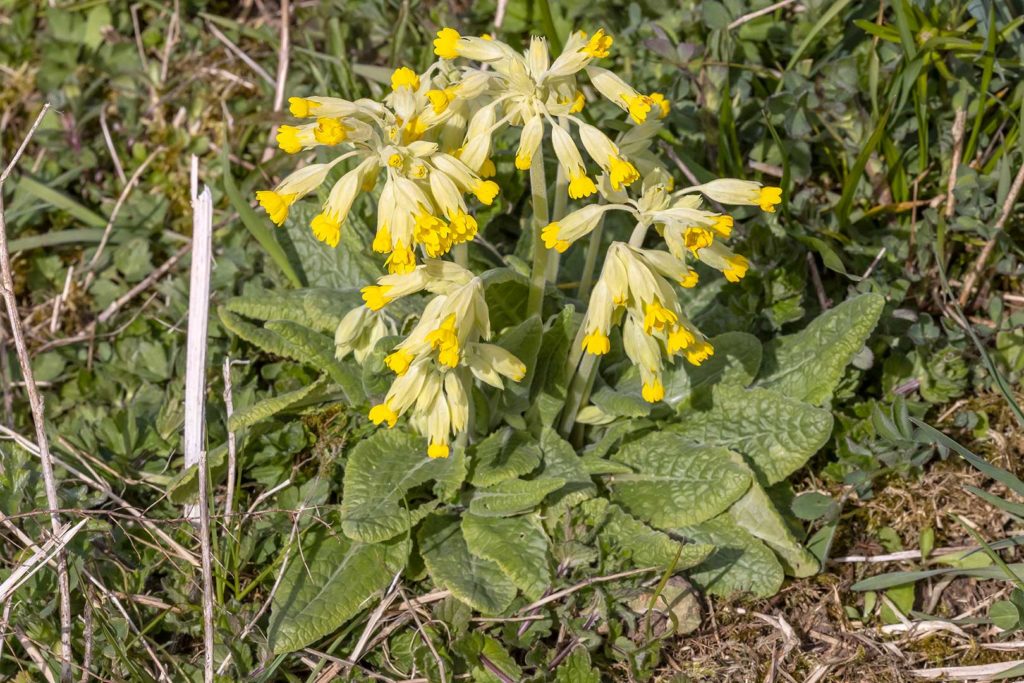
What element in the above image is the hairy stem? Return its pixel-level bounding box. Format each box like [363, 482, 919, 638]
[546, 119, 570, 283]
[526, 157, 550, 319]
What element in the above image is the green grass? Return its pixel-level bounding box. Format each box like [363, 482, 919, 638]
[1, 0, 1023, 680]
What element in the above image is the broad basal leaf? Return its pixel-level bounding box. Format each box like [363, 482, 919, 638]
[268, 529, 409, 653]
[341, 430, 459, 542]
[228, 376, 328, 431]
[671, 385, 833, 485]
[537, 426, 596, 510]
[468, 427, 542, 487]
[590, 386, 651, 419]
[554, 648, 600, 683]
[467, 477, 566, 517]
[462, 513, 551, 599]
[662, 331, 762, 408]
[265, 320, 363, 402]
[285, 200, 381, 289]
[419, 514, 518, 614]
[580, 499, 713, 571]
[726, 456, 819, 577]
[223, 288, 361, 333]
[759, 293, 884, 405]
[609, 432, 750, 529]
[675, 516, 784, 599]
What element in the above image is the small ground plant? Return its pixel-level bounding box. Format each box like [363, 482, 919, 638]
[226, 25, 884, 670]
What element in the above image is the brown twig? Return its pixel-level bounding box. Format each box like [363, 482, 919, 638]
[0, 102, 74, 683]
[806, 252, 831, 310]
[944, 107, 967, 220]
[958, 161, 1024, 307]
[262, 0, 291, 163]
[520, 567, 658, 612]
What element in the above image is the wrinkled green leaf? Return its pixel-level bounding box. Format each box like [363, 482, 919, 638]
[467, 477, 566, 518]
[671, 385, 833, 485]
[268, 529, 410, 653]
[468, 428, 542, 487]
[662, 332, 762, 408]
[759, 293, 884, 405]
[677, 516, 785, 599]
[462, 513, 551, 599]
[580, 499, 713, 570]
[419, 514, 518, 614]
[609, 432, 750, 528]
[228, 376, 328, 431]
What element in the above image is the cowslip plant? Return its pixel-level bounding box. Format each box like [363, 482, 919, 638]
[221, 25, 883, 664]
[255, 27, 779, 458]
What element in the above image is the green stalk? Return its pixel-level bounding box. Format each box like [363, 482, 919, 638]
[577, 213, 606, 300]
[526, 155, 551, 319]
[546, 119, 570, 283]
[559, 223, 649, 436]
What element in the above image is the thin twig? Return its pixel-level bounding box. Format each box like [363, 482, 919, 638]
[958, 161, 1024, 307]
[223, 357, 238, 520]
[206, 22, 276, 87]
[49, 265, 74, 334]
[83, 146, 163, 290]
[262, 0, 291, 163]
[728, 0, 798, 30]
[806, 252, 831, 310]
[520, 567, 657, 612]
[98, 107, 127, 186]
[0, 102, 73, 683]
[944, 107, 967, 220]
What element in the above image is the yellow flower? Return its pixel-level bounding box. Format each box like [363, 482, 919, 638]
[372, 223, 392, 253]
[310, 213, 341, 247]
[622, 93, 653, 124]
[711, 215, 733, 238]
[570, 91, 586, 113]
[541, 223, 571, 253]
[684, 340, 715, 366]
[643, 301, 677, 334]
[608, 155, 639, 190]
[385, 241, 417, 274]
[427, 441, 450, 458]
[434, 27, 461, 59]
[313, 117, 349, 145]
[480, 158, 496, 177]
[568, 172, 597, 199]
[362, 285, 393, 311]
[648, 92, 670, 119]
[474, 180, 499, 205]
[288, 97, 321, 117]
[759, 186, 783, 212]
[426, 88, 457, 113]
[723, 254, 749, 282]
[426, 314, 461, 367]
[641, 379, 665, 403]
[679, 269, 699, 288]
[684, 227, 714, 254]
[582, 331, 611, 355]
[369, 402, 398, 428]
[276, 125, 304, 153]
[666, 326, 696, 354]
[391, 66, 420, 91]
[255, 191, 296, 226]
[385, 350, 413, 375]
[584, 29, 613, 58]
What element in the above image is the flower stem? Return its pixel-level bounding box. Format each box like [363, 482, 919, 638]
[577, 213, 606, 301]
[546, 119, 570, 283]
[526, 156, 550, 320]
[559, 223, 651, 436]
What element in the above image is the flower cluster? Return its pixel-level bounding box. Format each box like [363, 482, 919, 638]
[257, 26, 780, 456]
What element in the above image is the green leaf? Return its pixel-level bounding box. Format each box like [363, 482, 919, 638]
[224, 288, 360, 333]
[590, 386, 651, 419]
[340, 430, 460, 542]
[537, 427, 596, 509]
[468, 428, 542, 487]
[462, 513, 551, 600]
[759, 293, 885, 406]
[218, 307, 302, 360]
[727, 458, 819, 577]
[554, 648, 600, 683]
[580, 499, 713, 571]
[454, 632, 523, 683]
[467, 477, 567, 518]
[228, 376, 328, 431]
[16, 174, 106, 228]
[792, 492, 837, 521]
[483, 267, 530, 331]
[285, 200, 382, 289]
[221, 146, 303, 287]
[677, 516, 785, 599]
[609, 432, 750, 529]
[419, 514, 518, 614]
[268, 528, 410, 653]
[264, 320, 363, 402]
[990, 601, 1022, 631]
[661, 332, 762, 408]
[496, 315, 543, 405]
[671, 385, 833, 485]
